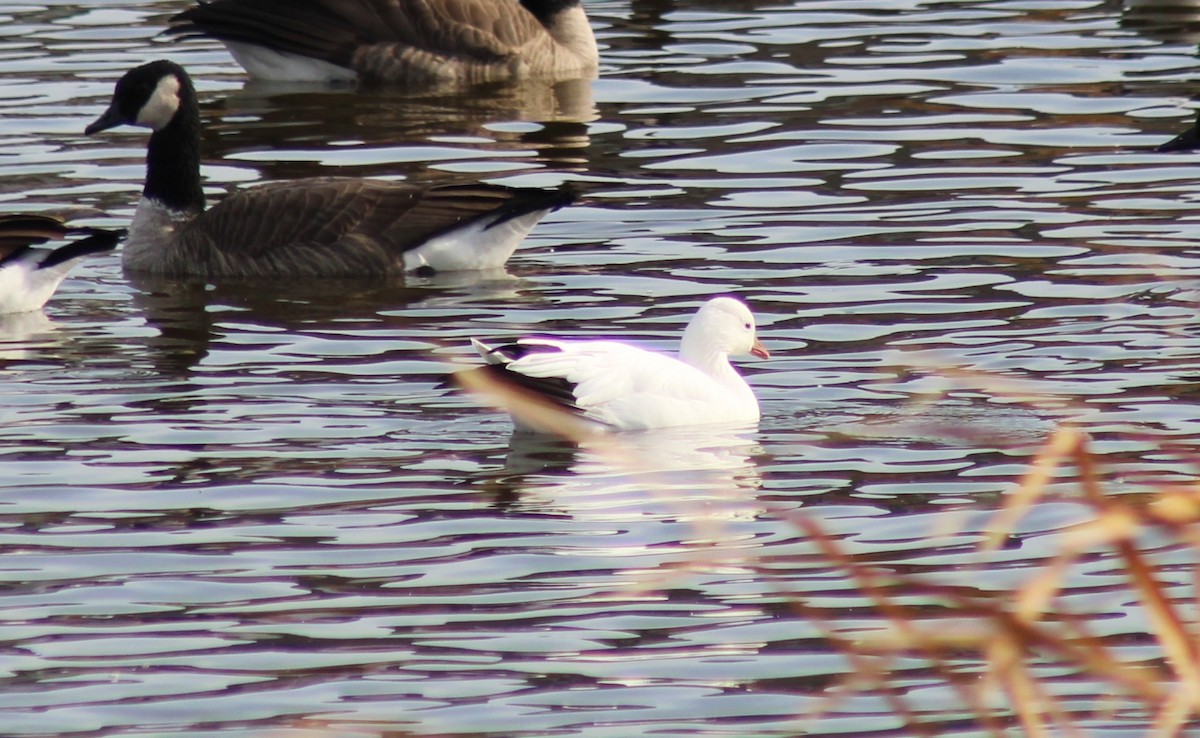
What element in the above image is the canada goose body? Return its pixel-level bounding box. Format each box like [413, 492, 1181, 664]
[1157, 112, 1200, 153]
[169, 0, 599, 84]
[0, 215, 124, 314]
[465, 297, 770, 431]
[86, 60, 576, 277]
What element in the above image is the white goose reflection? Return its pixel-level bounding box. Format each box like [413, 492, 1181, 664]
[0, 311, 55, 363]
[487, 425, 766, 524]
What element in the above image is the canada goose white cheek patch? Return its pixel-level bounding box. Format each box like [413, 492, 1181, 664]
[135, 75, 182, 130]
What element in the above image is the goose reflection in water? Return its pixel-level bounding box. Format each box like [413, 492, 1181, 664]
[0, 311, 56, 364]
[483, 426, 767, 524]
[1120, 0, 1200, 43]
[125, 268, 526, 377]
[202, 75, 597, 184]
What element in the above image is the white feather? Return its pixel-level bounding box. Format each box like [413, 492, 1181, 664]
[0, 252, 87, 314]
[402, 210, 555, 272]
[225, 41, 357, 82]
[135, 75, 182, 131]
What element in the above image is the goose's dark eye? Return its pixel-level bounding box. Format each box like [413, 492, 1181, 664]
[744, 322, 751, 330]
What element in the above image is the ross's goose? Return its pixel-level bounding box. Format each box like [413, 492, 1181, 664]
[0, 215, 124, 314]
[465, 296, 769, 431]
[85, 60, 576, 277]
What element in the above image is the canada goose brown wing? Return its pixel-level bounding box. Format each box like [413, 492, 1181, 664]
[170, 1, 372, 71]
[172, 0, 558, 70]
[173, 179, 553, 276]
[377, 0, 559, 59]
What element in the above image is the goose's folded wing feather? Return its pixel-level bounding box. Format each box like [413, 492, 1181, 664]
[171, 1, 364, 66]
[172, 0, 556, 67]
[391, 0, 560, 60]
[0, 214, 70, 259]
[176, 180, 547, 274]
[0, 216, 121, 269]
[502, 339, 740, 428]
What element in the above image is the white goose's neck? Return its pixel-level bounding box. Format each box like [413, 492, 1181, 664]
[679, 328, 751, 395]
[679, 338, 759, 424]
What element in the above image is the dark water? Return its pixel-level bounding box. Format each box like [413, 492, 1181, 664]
[3, 0, 1200, 735]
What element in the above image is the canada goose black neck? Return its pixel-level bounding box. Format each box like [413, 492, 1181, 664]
[144, 69, 205, 214]
[519, 0, 582, 26]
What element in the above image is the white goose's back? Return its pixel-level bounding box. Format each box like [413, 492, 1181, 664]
[475, 337, 761, 431]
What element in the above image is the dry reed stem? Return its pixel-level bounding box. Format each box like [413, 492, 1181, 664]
[454, 357, 1200, 734]
[454, 366, 602, 446]
[1002, 426, 1200, 698]
[991, 638, 1053, 738]
[776, 504, 1172, 732]
[770, 514, 1009, 736]
[983, 425, 1084, 553]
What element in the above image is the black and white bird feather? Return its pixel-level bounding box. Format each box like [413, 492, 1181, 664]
[0, 215, 123, 314]
[462, 297, 770, 431]
[86, 60, 577, 277]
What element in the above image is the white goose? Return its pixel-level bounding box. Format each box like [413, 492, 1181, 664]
[466, 297, 769, 431]
[0, 215, 123, 314]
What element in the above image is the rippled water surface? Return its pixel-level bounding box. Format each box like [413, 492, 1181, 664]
[4, 0, 1200, 735]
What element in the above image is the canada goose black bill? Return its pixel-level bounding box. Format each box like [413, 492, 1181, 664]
[85, 60, 577, 278]
[1158, 112, 1200, 153]
[0, 214, 124, 314]
[168, 0, 599, 84]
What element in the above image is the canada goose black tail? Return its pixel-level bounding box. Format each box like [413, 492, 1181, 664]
[37, 228, 126, 270]
[0, 214, 71, 251]
[1158, 112, 1200, 153]
[0, 218, 124, 315]
[0, 214, 73, 267]
[0, 214, 123, 268]
[483, 183, 579, 230]
[399, 183, 579, 273]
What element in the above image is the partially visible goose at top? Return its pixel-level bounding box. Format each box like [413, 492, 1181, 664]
[0, 214, 124, 314]
[463, 297, 769, 431]
[85, 60, 576, 278]
[168, 0, 599, 84]
[1157, 112, 1200, 152]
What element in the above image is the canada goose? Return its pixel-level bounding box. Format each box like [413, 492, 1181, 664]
[168, 0, 599, 84]
[463, 297, 769, 431]
[0, 214, 124, 314]
[1157, 112, 1200, 152]
[85, 60, 577, 278]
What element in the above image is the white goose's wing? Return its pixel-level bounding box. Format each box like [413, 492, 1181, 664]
[474, 337, 758, 430]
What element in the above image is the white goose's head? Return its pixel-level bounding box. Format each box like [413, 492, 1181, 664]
[682, 296, 769, 362]
[85, 60, 191, 135]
